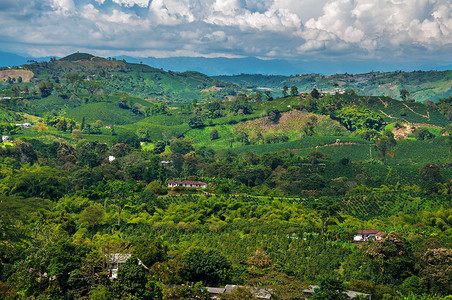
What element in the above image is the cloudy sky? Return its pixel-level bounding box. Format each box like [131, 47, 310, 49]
[0, 0, 451, 72]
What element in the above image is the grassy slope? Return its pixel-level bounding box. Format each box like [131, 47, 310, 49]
[65, 102, 143, 125]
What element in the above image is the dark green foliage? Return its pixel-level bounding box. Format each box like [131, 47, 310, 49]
[310, 277, 350, 300]
[169, 138, 194, 155]
[400, 88, 410, 101]
[8, 165, 68, 200]
[19, 142, 38, 164]
[153, 141, 166, 154]
[230, 100, 253, 115]
[134, 240, 167, 268]
[182, 248, 231, 286]
[310, 88, 320, 99]
[113, 131, 140, 148]
[375, 131, 397, 165]
[415, 128, 435, 140]
[420, 248, 452, 296]
[282, 85, 289, 97]
[267, 109, 281, 123]
[113, 256, 159, 299]
[366, 232, 415, 285]
[188, 115, 205, 128]
[209, 128, 219, 141]
[290, 86, 299, 97]
[38, 80, 54, 97]
[307, 196, 342, 235]
[0, 122, 21, 135]
[419, 163, 443, 193]
[164, 282, 209, 300]
[59, 53, 95, 61]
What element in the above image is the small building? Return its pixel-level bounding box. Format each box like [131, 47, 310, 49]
[354, 229, 385, 242]
[206, 285, 272, 299]
[15, 123, 32, 128]
[108, 155, 116, 162]
[1, 135, 9, 142]
[303, 285, 371, 299]
[105, 253, 146, 279]
[160, 160, 172, 166]
[168, 180, 208, 189]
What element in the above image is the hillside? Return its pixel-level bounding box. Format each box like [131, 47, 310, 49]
[10, 53, 238, 102]
[215, 70, 452, 102]
[0, 58, 452, 300]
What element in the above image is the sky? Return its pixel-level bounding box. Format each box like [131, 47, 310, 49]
[0, 0, 451, 73]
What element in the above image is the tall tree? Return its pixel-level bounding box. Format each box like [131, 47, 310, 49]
[445, 124, 452, 160]
[400, 88, 410, 101]
[375, 131, 397, 165]
[308, 196, 343, 236]
[310, 88, 320, 99]
[182, 248, 231, 286]
[282, 85, 289, 97]
[38, 80, 54, 97]
[106, 180, 137, 226]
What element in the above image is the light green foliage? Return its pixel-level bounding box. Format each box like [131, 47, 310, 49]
[335, 107, 384, 132]
[79, 204, 106, 229]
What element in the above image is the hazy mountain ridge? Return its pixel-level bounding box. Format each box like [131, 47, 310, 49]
[215, 71, 452, 102]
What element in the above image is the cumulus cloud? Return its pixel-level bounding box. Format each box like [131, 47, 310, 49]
[112, 0, 149, 8]
[0, 0, 450, 66]
[50, 0, 75, 15]
[302, 0, 452, 57]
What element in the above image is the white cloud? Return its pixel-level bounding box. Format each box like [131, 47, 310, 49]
[205, 7, 302, 32]
[203, 30, 227, 42]
[0, 0, 450, 66]
[303, 0, 452, 54]
[50, 0, 75, 15]
[112, 0, 150, 8]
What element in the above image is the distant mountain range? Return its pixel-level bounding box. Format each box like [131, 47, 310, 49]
[1, 51, 451, 102]
[1, 51, 450, 76]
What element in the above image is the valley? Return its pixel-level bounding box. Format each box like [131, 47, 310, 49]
[0, 53, 451, 300]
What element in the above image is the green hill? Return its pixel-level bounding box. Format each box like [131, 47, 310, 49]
[58, 52, 95, 61]
[19, 53, 238, 102]
[329, 93, 449, 127]
[215, 70, 452, 102]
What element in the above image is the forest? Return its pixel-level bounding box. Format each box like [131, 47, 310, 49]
[0, 54, 451, 300]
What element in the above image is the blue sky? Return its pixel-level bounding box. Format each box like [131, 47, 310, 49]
[0, 0, 451, 73]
